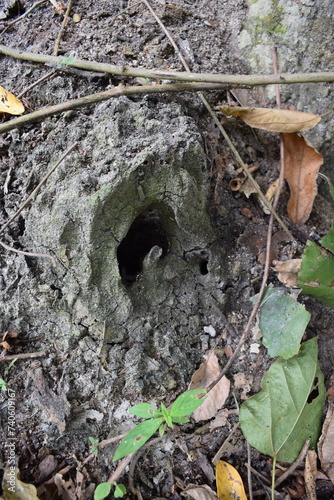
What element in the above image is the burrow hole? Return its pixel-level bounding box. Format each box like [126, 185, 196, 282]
[117, 205, 170, 286]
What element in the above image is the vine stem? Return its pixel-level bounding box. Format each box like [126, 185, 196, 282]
[1, 44, 334, 85]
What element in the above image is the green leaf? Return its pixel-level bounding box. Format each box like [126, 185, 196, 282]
[158, 423, 165, 436]
[171, 416, 190, 424]
[298, 222, 334, 307]
[170, 389, 207, 418]
[239, 338, 326, 463]
[160, 403, 173, 428]
[114, 484, 126, 498]
[94, 482, 112, 500]
[113, 417, 164, 461]
[89, 437, 99, 445]
[129, 403, 162, 419]
[0, 378, 7, 391]
[258, 286, 310, 358]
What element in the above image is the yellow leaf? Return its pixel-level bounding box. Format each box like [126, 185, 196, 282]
[218, 105, 321, 133]
[0, 86, 25, 115]
[216, 461, 247, 500]
[2, 468, 40, 500]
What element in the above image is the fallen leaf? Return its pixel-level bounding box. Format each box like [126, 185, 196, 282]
[304, 451, 317, 500]
[297, 221, 334, 307]
[240, 337, 326, 463]
[216, 461, 247, 500]
[188, 351, 230, 422]
[219, 105, 321, 133]
[2, 468, 40, 500]
[183, 484, 220, 500]
[0, 86, 25, 115]
[318, 374, 334, 485]
[256, 285, 310, 359]
[283, 133, 323, 225]
[272, 259, 302, 288]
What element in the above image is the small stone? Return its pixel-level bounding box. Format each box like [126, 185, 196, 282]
[204, 325, 216, 337]
[73, 13, 81, 22]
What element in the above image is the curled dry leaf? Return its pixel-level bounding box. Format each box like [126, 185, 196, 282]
[219, 105, 321, 133]
[188, 351, 230, 422]
[0, 86, 25, 115]
[272, 259, 302, 288]
[283, 133, 323, 225]
[304, 451, 318, 500]
[183, 484, 220, 500]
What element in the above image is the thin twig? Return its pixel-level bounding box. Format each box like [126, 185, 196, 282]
[0, 82, 229, 134]
[0, 350, 48, 362]
[1, 44, 334, 85]
[53, 0, 74, 56]
[0, 143, 77, 235]
[274, 439, 310, 488]
[108, 453, 134, 483]
[81, 434, 125, 467]
[0, 239, 56, 266]
[247, 442, 254, 500]
[17, 70, 58, 98]
[0, 0, 47, 34]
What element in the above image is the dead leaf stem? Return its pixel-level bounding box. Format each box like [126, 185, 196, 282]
[1, 44, 334, 85]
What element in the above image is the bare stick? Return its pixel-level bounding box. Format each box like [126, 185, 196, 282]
[81, 434, 125, 467]
[17, 70, 58, 98]
[1, 44, 334, 85]
[274, 439, 310, 488]
[247, 442, 254, 500]
[0, 240, 56, 266]
[0, 82, 229, 134]
[0, 143, 77, 235]
[0, 350, 48, 362]
[53, 0, 74, 56]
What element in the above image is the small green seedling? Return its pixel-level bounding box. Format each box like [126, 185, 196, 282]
[94, 481, 126, 499]
[5, 358, 17, 373]
[0, 378, 7, 391]
[113, 389, 207, 462]
[89, 437, 99, 457]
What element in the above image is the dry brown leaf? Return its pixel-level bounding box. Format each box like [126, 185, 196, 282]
[0, 86, 25, 115]
[318, 373, 334, 485]
[219, 105, 321, 133]
[189, 351, 230, 422]
[272, 259, 302, 288]
[283, 133, 323, 225]
[305, 451, 317, 500]
[183, 484, 220, 500]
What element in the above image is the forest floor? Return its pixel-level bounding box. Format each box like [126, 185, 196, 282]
[1, 0, 334, 499]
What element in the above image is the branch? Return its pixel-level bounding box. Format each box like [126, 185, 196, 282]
[1, 44, 334, 85]
[0, 82, 228, 134]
